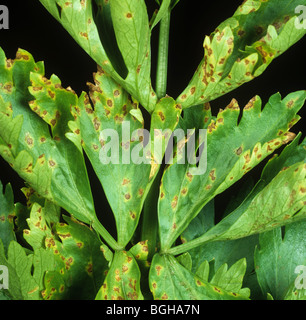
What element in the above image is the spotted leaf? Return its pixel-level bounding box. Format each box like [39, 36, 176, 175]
[0, 48, 96, 225]
[69, 69, 180, 247]
[159, 91, 306, 250]
[171, 133, 306, 256]
[39, 0, 157, 112]
[149, 254, 249, 300]
[0, 182, 16, 255]
[95, 250, 143, 300]
[177, 0, 306, 108]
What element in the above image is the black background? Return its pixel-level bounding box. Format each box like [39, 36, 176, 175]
[0, 0, 305, 233]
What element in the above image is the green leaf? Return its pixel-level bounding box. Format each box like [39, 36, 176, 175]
[0, 181, 16, 254]
[39, 0, 157, 112]
[254, 221, 306, 300]
[177, 0, 306, 108]
[129, 240, 152, 299]
[0, 48, 96, 226]
[209, 258, 250, 298]
[149, 254, 249, 300]
[95, 250, 143, 300]
[0, 239, 53, 300]
[69, 69, 180, 247]
[168, 133, 306, 256]
[159, 91, 306, 251]
[150, 0, 171, 29]
[22, 202, 108, 300]
[283, 281, 306, 300]
[42, 216, 109, 300]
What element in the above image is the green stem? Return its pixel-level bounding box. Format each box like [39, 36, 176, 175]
[141, 168, 162, 260]
[92, 217, 123, 251]
[155, 8, 171, 99]
[163, 236, 212, 256]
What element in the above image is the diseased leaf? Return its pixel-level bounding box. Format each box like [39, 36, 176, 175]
[0, 48, 96, 225]
[0, 181, 16, 254]
[96, 250, 143, 300]
[39, 0, 157, 112]
[170, 133, 306, 255]
[283, 281, 306, 300]
[159, 91, 306, 250]
[69, 69, 180, 247]
[22, 202, 108, 300]
[255, 221, 306, 300]
[177, 0, 306, 108]
[209, 258, 250, 298]
[150, 0, 171, 29]
[0, 239, 53, 300]
[149, 254, 249, 300]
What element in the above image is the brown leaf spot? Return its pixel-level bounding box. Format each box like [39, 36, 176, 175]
[125, 193, 131, 200]
[158, 111, 165, 121]
[129, 211, 136, 220]
[122, 178, 130, 185]
[80, 32, 88, 39]
[181, 188, 187, 196]
[114, 89, 120, 97]
[207, 122, 216, 133]
[126, 12, 133, 19]
[190, 87, 196, 95]
[209, 169, 216, 181]
[155, 265, 162, 276]
[48, 160, 56, 167]
[235, 146, 243, 155]
[161, 293, 168, 300]
[171, 195, 178, 209]
[186, 172, 193, 182]
[48, 90, 55, 99]
[226, 98, 239, 110]
[300, 187, 306, 194]
[93, 117, 101, 130]
[286, 100, 294, 109]
[25, 134, 34, 147]
[86, 263, 93, 274]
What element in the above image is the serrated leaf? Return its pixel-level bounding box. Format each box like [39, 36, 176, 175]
[171, 134, 306, 257]
[254, 221, 306, 300]
[42, 217, 108, 300]
[209, 258, 250, 298]
[0, 48, 96, 226]
[95, 250, 143, 300]
[23, 202, 108, 300]
[39, 0, 157, 112]
[149, 254, 249, 300]
[283, 281, 306, 300]
[177, 0, 306, 108]
[159, 91, 306, 250]
[0, 181, 16, 254]
[0, 239, 53, 300]
[70, 69, 180, 247]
